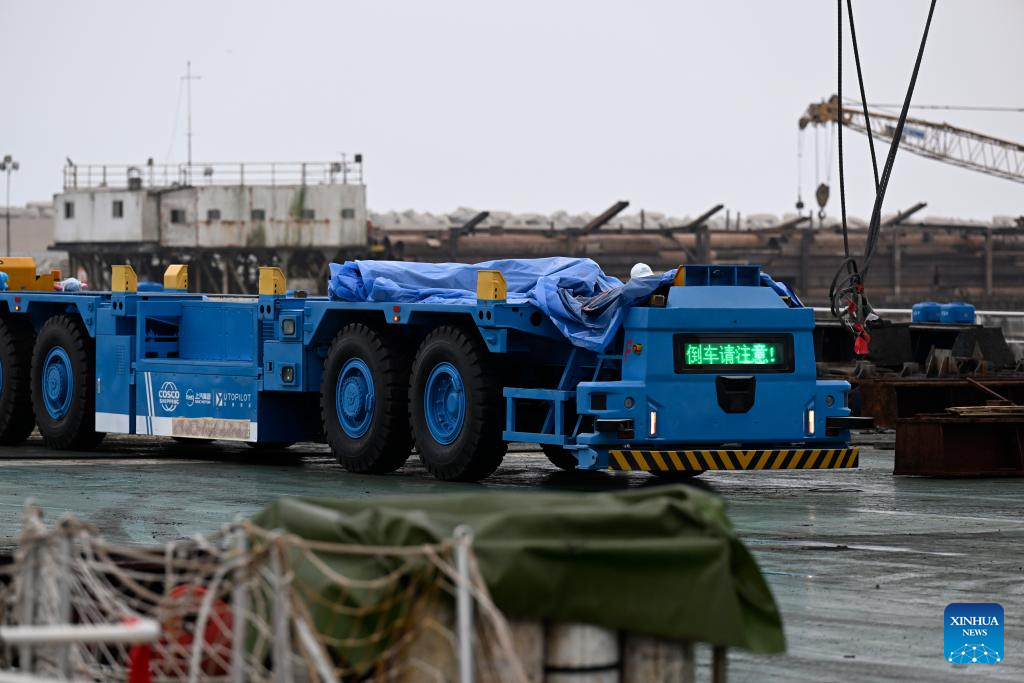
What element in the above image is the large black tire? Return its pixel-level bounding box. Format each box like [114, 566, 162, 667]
[541, 444, 578, 471]
[0, 316, 36, 445]
[31, 315, 105, 450]
[410, 326, 506, 481]
[320, 323, 412, 473]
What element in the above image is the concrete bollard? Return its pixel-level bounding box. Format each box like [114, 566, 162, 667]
[545, 623, 620, 683]
[622, 636, 696, 683]
[508, 619, 545, 683]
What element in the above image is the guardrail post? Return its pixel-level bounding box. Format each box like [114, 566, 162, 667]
[294, 619, 335, 683]
[18, 500, 40, 674]
[271, 535, 293, 683]
[453, 525, 475, 683]
[230, 518, 249, 683]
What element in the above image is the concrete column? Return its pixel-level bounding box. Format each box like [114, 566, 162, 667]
[449, 228, 460, 261]
[696, 225, 710, 263]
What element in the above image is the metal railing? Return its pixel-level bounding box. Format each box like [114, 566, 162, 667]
[62, 158, 364, 190]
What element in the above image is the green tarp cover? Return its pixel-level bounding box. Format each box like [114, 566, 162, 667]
[252, 485, 784, 655]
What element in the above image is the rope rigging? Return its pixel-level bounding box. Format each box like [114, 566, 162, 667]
[828, 0, 938, 355]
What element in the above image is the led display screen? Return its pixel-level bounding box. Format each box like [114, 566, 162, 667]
[673, 334, 793, 373]
[683, 341, 782, 366]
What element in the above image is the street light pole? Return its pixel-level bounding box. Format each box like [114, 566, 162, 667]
[1, 155, 19, 255]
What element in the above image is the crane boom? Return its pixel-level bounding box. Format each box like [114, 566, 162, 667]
[800, 95, 1024, 184]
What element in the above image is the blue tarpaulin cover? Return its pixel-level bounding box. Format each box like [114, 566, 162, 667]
[328, 258, 798, 351]
[760, 272, 803, 307]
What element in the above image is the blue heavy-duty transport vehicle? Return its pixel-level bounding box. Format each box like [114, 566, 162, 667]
[0, 259, 866, 481]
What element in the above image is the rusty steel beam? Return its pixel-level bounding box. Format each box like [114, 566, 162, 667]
[448, 210, 490, 259]
[457, 210, 490, 236]
[663, 204, 725, 234]
[582, 201, 630, 234]
[883, 202, 927, 227]
[750, 214, 813, 235]
[775, 214, 812, 231]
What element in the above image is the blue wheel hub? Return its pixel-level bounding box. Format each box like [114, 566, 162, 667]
[336, 358, 375, 438]
[423, 362, 465, 445]
[42, 347, 74, 420]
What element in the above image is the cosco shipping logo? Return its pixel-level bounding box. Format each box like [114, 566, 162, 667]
[158, 381, 180, 413]
[945, 603, 1003, 664]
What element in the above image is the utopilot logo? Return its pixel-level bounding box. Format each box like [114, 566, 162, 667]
[945, 603, 1003, 663]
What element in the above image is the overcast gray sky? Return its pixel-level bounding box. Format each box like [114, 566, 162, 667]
[2, 0, 1021, 220]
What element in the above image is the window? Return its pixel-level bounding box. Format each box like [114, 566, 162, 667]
[341, 208, 356, 219]
[170, 209, 186, 224]
[300, 209, 315, 220]
[251, 209, 266, 221]
[112, 200, 124, 219]
[64, 202, 74, 219]
[207, 209, 221, 221]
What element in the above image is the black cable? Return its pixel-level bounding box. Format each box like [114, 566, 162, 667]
[829, 0, 937, 343]
[825, 121, 835, 185]
[835, 0, 865, 332]
[861, 0, 937, 279]
[814, 124, 820, 188]
[846, 0, 879, 193]
[837, 0, 849, 257]
[796, 130, 805, 208]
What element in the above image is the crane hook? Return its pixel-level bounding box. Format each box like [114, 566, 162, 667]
[815, 182, 830, 209]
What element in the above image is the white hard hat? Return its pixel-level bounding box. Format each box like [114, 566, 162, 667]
[630, 262, 654, 279]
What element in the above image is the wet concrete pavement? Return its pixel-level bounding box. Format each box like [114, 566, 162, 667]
[0, 433, 1020, 681]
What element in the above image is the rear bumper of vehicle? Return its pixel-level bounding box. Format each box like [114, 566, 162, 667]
[606, 447, 859, 472]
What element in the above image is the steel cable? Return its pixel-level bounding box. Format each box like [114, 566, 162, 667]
[829, 0, 938, 345]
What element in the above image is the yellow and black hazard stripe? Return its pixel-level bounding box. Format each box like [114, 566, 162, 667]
[608, 448, 858, 472]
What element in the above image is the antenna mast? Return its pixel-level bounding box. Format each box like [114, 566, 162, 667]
[182, 60, 201, 183]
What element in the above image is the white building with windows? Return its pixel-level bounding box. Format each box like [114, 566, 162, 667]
[54, 160, 367, 249]
[52, 159, 369, 293]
